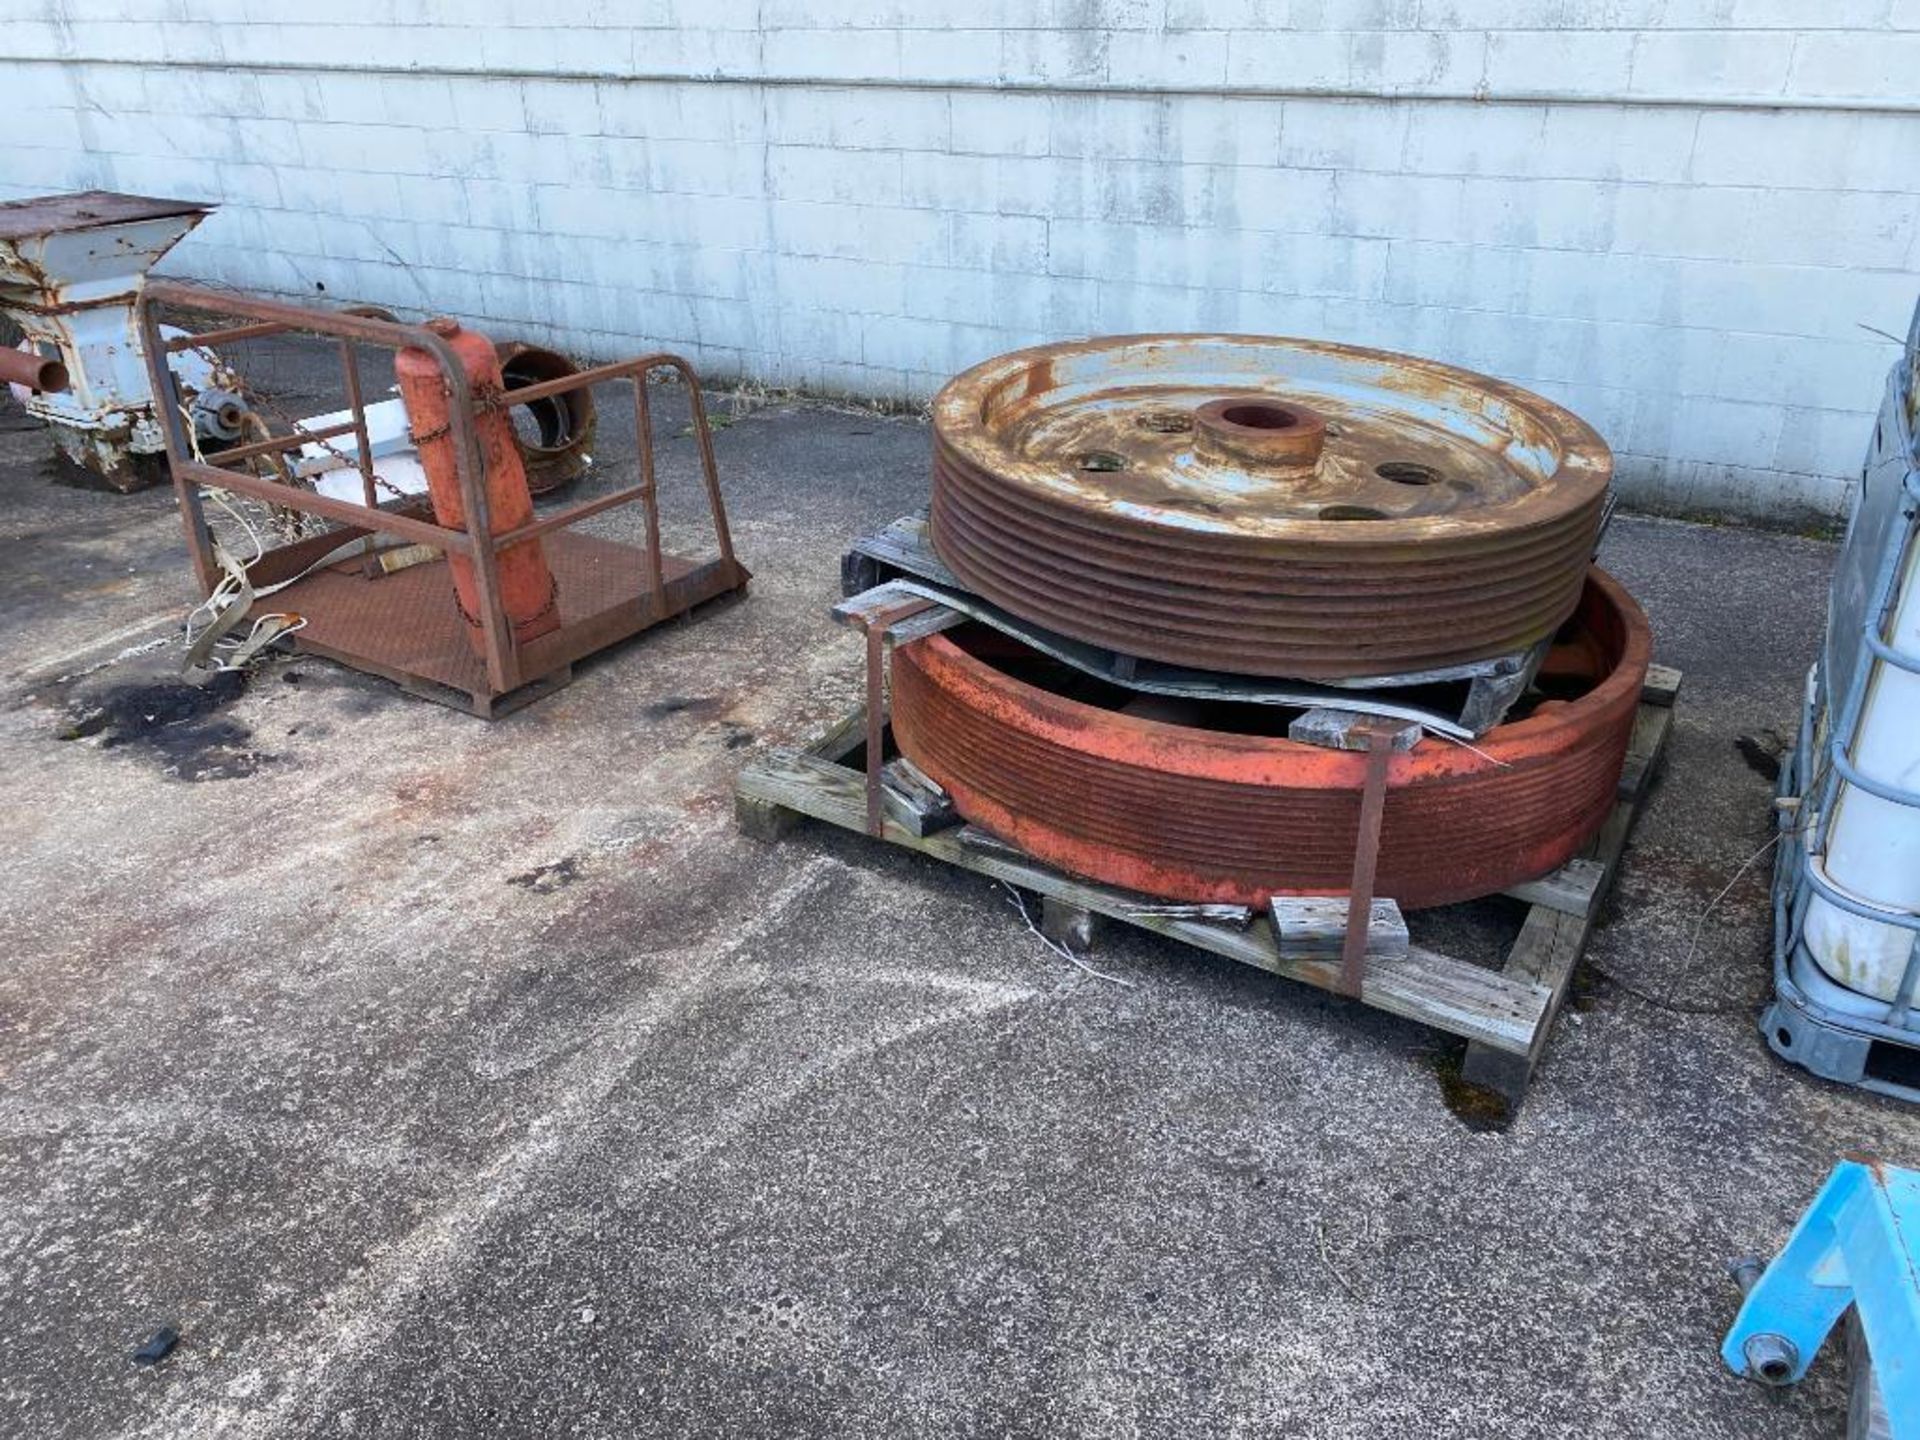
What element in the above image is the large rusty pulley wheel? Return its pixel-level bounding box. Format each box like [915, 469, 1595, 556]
[930, 334, 1612, 680]
[891, 569, 1650, 910]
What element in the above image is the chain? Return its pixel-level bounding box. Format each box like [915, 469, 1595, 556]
[207, 339, 414, 506]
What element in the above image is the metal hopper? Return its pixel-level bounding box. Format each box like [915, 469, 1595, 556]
[0, 190, 211, 490]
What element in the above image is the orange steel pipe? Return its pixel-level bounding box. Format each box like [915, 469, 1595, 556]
[0, 346, 68, 393]
[395, 317, 560, 653]
[890, 568, 1651, 911]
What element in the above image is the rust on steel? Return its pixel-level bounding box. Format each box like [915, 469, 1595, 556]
[137, 280, 748, 714]
[496, 341, 597, 495]
[1340, 722, 1396, 996]
[930, 334, 1612, 680]
[858, 595, 939, 836]
[889, 568, 1650, 911]
[395, 316, 563, 653]
[0, 346, 68, 393]
[0, 190, 206, 242]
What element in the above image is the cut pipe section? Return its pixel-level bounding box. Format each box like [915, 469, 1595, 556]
[0, 345, 69, 393]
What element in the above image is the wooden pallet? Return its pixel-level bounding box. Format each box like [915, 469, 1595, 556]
[735, 662, 1681, 1107]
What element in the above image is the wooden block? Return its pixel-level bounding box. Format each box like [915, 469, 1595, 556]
[890, 754, 945, 797]
[880, 757, 958, 837]
[1642, 663, 1683, 707]
[1270, 896, 1409, 959]
[1456, 1045, 1531, 1104]
[1288, 708, 1423, 752]
[1503, 857, 1606, 918]
[1040, 896, 1098, 953]
[735, 791, 797, 842]
[830, 582, 967, 645]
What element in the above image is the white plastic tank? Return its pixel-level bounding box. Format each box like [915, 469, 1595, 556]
[1800, 314, 1920, 1008]
[1803, 550, 1920, 1002]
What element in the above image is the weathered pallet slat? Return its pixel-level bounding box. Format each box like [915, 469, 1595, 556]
[1617, 701, 1675, 801]
[733, 704, 871, 841]
[735, 667, 1678, 1106]
[1271, 896, 1410, 959]
[1460, 672, 1681, 1100]
[736, 747, 1552, 1055]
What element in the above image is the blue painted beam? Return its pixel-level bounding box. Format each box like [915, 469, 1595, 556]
[1723, 1160, 1919, 1437]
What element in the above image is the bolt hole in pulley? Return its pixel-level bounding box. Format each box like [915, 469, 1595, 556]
[1078, 451, 1127, 472]
[1319, 504, 1388, 521]
[1376, 461, 1442, 486]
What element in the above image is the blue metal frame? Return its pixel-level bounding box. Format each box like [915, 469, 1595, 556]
[1722, 1160, 1920, 1437]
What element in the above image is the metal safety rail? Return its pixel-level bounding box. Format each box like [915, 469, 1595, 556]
[137, 281, 748, 716]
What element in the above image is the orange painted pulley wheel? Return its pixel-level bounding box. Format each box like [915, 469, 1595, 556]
[930, 334, 1612, 680]
[890, 568, 1650, 910]
[396, 317, 560, 654]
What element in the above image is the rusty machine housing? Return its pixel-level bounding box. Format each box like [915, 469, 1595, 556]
[0, 191, 212, 490]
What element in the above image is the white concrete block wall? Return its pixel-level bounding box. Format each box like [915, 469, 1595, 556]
[5, 2, 1919, 519]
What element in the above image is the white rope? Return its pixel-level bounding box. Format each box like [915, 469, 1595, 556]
[1428, 728, 1515, 769]
[181, 491, 318, 675]
[998, 881, 1138, 989]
